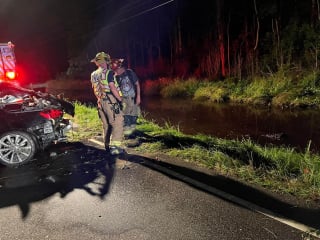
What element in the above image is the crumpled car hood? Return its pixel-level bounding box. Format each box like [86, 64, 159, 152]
[0, 81, 75, 116]
[34, 92, 75, 117]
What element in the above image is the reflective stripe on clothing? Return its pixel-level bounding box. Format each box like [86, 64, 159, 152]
[90, 68, 122, 101]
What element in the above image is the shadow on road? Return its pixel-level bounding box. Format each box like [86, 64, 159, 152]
[122, 152, 320, 231]
[0, 142, 115, 219]
[1, 139, 319, 234]
[121, 130, 320, 233]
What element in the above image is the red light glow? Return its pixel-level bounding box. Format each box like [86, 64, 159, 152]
[6, 71, 16, 80]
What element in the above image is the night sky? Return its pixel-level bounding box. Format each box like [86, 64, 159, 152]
[0, 0, 185, 82]
[1, 0, 313, 83]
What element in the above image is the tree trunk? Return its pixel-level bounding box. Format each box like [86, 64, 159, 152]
[227, 13, 231, 77]
[216, 0, 226, 78]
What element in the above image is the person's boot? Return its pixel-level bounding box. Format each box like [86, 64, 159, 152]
[109, 146, 124, 155]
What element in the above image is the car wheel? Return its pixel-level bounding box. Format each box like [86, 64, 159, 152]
[0, 131, 37, 167]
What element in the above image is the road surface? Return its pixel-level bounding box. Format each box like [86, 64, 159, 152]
[0, 140, 318, 240]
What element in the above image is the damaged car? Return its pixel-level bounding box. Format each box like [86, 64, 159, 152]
[0, 81, 75, 167]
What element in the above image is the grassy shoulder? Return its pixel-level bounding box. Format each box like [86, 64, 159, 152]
[67, 102, 320, 202]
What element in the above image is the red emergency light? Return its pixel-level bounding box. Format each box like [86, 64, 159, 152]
[5, 71, 16, 80]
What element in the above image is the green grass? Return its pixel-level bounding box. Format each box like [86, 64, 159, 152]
[141, 69, 320, 109]
[134, 120, 320, 199]
[67, 102, 102, 141]
[160, 78, 202, 98]
[68, 102, 320, 201]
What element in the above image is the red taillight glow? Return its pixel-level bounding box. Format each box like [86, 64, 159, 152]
[5, 71, 16, 80]
[39, 109, 63, 119]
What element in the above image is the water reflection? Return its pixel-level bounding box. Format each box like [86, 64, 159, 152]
[140, 97, 320, 153]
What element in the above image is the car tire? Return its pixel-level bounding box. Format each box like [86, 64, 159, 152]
[0, 131, 37, 167]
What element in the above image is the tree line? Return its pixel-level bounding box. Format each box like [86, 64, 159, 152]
[94, 0, 320, 81]
[23, 0, 320, 81]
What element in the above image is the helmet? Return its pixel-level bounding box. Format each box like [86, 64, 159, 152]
[90, 52, 111, 64]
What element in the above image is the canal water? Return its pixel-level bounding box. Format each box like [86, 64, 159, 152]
[140, 96, 320, 153]
[50, 88, 320, 153]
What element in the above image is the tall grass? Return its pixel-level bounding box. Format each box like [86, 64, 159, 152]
[134, 116, 320, 199]
[144, 70, 320, 109]
[160, 78, 202, 98]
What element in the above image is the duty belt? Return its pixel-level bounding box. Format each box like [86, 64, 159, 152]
[102, 92, 113, 101]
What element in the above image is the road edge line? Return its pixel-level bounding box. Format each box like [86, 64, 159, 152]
[88, 138, 320, 238]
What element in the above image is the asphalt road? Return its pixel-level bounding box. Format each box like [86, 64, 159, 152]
[0, 140, 318, 240]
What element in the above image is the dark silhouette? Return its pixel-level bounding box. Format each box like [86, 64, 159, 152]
[0, 142, 115, 218]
